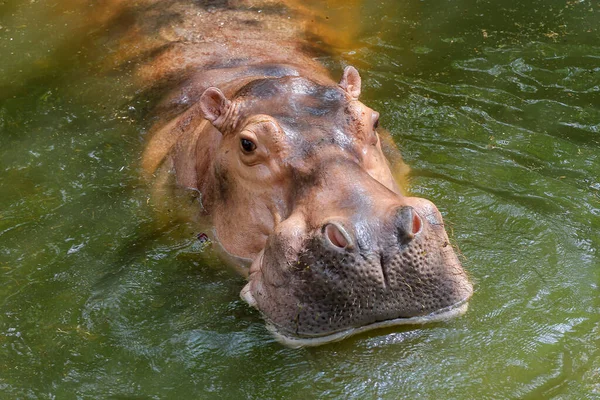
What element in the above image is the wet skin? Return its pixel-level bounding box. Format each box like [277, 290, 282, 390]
[139, 0, 473, 346]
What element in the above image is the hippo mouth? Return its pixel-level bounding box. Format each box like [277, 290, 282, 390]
[241, 266, 470, 347]
[264, 298, 470, 348]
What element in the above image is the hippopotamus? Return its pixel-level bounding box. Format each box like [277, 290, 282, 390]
[135, 0, 473, 346]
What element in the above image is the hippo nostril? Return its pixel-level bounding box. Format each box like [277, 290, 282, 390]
[324, 223, 351, 250]
[395, 206, 422, 243]
[412, 211, 422, 236]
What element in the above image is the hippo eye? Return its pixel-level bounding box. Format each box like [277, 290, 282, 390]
[373, 115, 380, 130]
[240, 138, 257, 153]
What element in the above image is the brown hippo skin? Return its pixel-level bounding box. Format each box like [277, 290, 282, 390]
[137, 0, 473, 346]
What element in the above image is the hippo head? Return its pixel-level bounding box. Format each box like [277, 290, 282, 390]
[197, 66, 473, 346]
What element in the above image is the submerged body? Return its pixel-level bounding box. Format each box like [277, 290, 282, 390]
[134, 0, 473, 346]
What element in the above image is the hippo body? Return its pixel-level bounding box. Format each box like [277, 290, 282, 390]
[136, 0, 473, 346]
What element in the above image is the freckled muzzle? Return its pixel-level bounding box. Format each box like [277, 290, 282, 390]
[241, 201, 473, 347]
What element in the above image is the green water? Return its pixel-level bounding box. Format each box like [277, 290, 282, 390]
[1, 0, 599, 398]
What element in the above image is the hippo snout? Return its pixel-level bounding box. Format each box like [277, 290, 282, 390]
[394, 206, 423, 244]
[241, 198, 473, 346]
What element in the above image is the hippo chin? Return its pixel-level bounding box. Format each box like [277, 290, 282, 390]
[139, 1, 472, 347]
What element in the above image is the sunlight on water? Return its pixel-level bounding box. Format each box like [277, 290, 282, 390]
[1, 0, 599, 398]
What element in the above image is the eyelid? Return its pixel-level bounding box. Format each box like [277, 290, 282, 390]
[237, 118, 284, 163]
[239, 129, 259, 143]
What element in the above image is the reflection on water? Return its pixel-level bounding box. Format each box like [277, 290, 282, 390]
[1, 0, 599, 398]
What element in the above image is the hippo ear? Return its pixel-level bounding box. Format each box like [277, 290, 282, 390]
[339, 66, 361, 99]
[199, 87, 232, 129]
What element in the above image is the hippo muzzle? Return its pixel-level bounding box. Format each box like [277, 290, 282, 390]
[241, 166, 473, 347]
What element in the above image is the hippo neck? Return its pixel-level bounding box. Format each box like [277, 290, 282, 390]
[134, 2, 334, 121]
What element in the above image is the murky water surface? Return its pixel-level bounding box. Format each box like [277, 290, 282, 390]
[1, 0, 599, 398]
